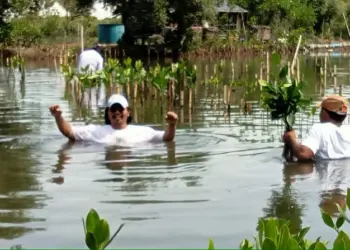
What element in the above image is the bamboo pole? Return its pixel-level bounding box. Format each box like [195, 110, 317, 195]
[80, 25, 84, 53]
[334, 65, 337, 93]
[343, 13, 350, 39]
[291, 35, 302, 76]
[266, 52, 270, 82]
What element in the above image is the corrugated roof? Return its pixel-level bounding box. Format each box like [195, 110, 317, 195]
[216, 2, 248, 13]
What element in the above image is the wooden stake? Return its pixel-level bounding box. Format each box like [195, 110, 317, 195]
[291, 35, 302, 76]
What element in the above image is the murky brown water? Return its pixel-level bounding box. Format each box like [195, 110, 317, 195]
[1, 54, 350, 248]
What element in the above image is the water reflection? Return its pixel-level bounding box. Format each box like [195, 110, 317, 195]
[264, 159, 350, 235]
[283, 160, 349, 217]
[2, 55, 350, 247]
[262, 162, 306, 234]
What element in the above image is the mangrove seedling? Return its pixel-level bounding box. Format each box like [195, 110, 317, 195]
[82, 209, 124, 250]
[208, 217, 329, 250]
[258, 65, 313, 162]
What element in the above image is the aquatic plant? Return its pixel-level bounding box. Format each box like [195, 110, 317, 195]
[83, 209, 124, 250]
[208, 187, 350, 250]
[258, 62, 313, 162]
[58, 57, 199, 111]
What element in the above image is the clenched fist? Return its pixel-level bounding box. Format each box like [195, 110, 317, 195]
[49, 105, 62, 119]
[165, 111, 178, 125]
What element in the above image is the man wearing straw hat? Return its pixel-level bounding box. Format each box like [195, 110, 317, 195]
[283, 95, 350, 161]
[77, 44, 104, 74]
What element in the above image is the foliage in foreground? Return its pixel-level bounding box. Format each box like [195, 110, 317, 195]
[83, 209, 124, 250]
[209, 188, 350, 250]
[80, 188, 350, 250]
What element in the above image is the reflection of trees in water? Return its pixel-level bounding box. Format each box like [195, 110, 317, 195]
[0, 143, 46, 239]
[262, 182, 305, 234]
[262, 163, 310, 234]
[0, 75, 46, 240]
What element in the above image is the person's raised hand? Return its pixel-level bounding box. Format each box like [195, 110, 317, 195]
[49, 105, 62, 119]
[165, 111, 178, 125]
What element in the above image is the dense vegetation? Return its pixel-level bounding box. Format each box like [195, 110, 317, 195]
[1, 0, 350, 51]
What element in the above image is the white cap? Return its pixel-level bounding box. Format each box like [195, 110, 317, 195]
[107, 94, 129, 108]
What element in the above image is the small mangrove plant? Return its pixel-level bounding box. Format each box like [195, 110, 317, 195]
[59, 57, 199, 111]
[83, 209, 124, 250]
[258, 56, 314, 162]
[209, 187, 350, 250]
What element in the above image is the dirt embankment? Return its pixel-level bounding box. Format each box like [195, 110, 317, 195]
[1, 43, 81, 61]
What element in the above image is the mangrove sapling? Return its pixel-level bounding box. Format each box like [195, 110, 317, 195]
[133, 60, 146, 100]
[258, 65, 313, 162]
[208, 217, 330, 250]
[122, 58, 133, 97]
[185, 64, 197, 110]
[83, 209, 124, 250]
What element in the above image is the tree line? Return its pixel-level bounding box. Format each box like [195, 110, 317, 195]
[1, 0, 350, 50]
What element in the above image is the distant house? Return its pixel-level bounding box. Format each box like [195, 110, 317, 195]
[215, 1, 248, 32]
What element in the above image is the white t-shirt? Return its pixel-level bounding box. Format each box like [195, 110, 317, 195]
[301, 123, 350, 160]
[77, 49, 104, 73]
[71, 124, 165, 145]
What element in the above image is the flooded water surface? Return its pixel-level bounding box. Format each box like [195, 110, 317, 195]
[1, 55, 350, 248]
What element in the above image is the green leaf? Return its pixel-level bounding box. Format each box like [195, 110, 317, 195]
[334, 233, 346, 250]
[308, 242, 317, 250]
[279, 65, 289, 79]
[346, 188, 350, 209]
[314, 242, 327, 250]
[297, 227, 311, 243]
[265, 219, 277, 244]
[258, 218, 264, 246]
[258, 79, 268, 87]
[86, 209, 100, 233]
[208, 238, 215, 250]
[271, 53, 281, 65]
[278, 225, 290, 250]
[240, 239, 253, 249]
[262, 238, 276, 250]
[336, 203, 346, 216]
[336, 216, 345, 230]
[321, 209, 335, 229]
[94, 219, 110, 249]
[85, 232, 98, 250]
[337, 230, 350, 249]
[287, 237, 300, 250]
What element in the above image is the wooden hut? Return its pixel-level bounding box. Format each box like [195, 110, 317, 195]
[216, 2, 248, 32]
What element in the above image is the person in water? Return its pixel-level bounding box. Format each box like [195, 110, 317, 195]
[77, 44, 104, 74]
[283, 94, 350, 161]
[49, 94, 178, 144]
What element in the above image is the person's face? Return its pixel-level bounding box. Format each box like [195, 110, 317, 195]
[108, 103, 130, 129]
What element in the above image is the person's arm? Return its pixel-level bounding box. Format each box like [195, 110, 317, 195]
[163, 123, 176, 141]
[287, 139, 315, 161]
[55, 115, 75, 141]
[284, 125, 320, 161]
